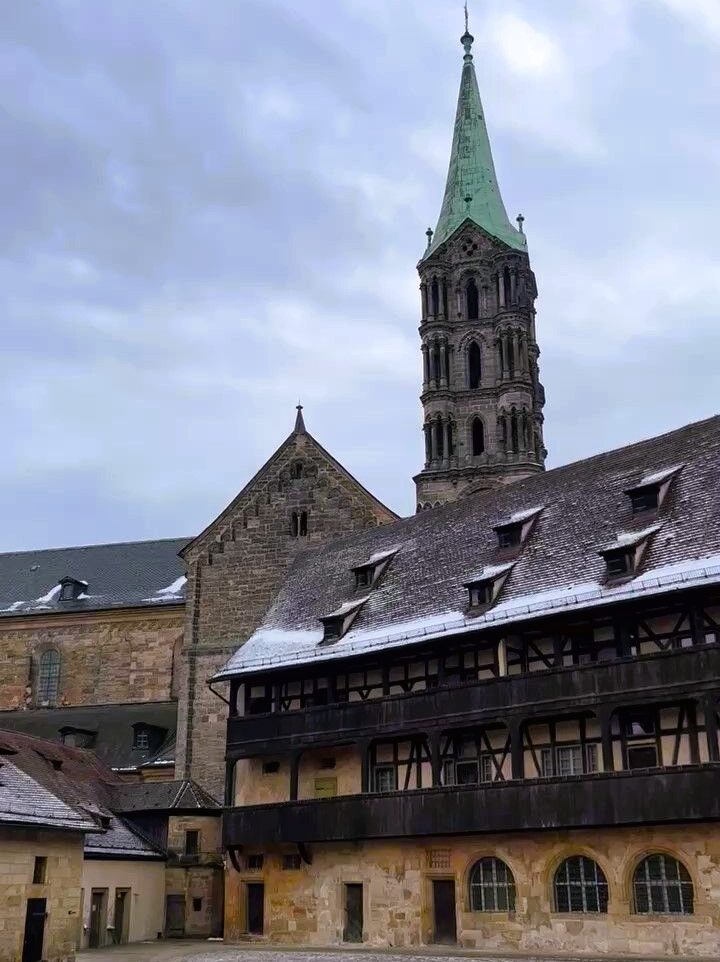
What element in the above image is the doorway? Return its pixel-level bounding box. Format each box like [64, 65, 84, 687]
[113, 889, 130, 944]
[22, 898, 46, 962]
[246, 882, 264, 935]
[164, 895, 185, 938]
[432, 879, 457, 944]
[343, 883, 363, 943]
[89, 890, 108, 949]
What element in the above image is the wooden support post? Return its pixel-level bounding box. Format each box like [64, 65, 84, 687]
[687, 701, 701, 765]
[289, 750, 301, 801]
[510, 720, 524, 780]
[224, 760, 236, 806]
[703, 696, 720, 762]
[598, 707, 614, 773]
[428, 731, 442, 787]
[359, 739, 370, 793]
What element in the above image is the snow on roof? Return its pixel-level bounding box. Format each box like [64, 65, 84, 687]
[35, 584, 61, 604]
[145, 575, 187, 601]
[506, 506, 544, 525]
[362, 547, 400, 567]
[216, 551, 720, 678]
[465, 562, 515, 583]
[323, 597, 370, 619]
[602, 523, 663, 552]
[630, 465, 684, 489]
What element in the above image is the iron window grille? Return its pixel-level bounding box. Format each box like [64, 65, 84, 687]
[554, 856, 609, 913]
[37, 650, 61, 704]
[633, 855, 694, 915]
[469, 857, 516, 912]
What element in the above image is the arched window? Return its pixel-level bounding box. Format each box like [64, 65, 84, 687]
[436, 419, 445, 459]
[290, 460, 304, 480]
[510, 411, 519, 453]
[38, 649, 60, 704]
[469, 857, 516, 912]
[466, 278, 479, 320]
[299, 511, 308, 537]
[472, 418, 485, 456]
[633, 855, 693, 915]
[554, 856, 609, 913]
[468, 341, 481, 389]
[503, 266, 512, 305]
[290, 512, 299, 537]
[431, 278, 440, 316]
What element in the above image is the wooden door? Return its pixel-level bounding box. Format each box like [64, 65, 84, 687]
[89, 890, 108, 948]
[343, 883, 363, 943]
[114, 889, 130, 944]
[247, 883, 264, 935]
[164, 895, 185, 938]
[22, 898, 46, 962]
[432, 879, 457, 944]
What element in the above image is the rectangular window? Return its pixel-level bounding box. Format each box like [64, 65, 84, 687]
[557, 745, 583, 776]
[541, 747, 554, 777]
[184, 830, 200, 856]
[247, 854, 264, 871]
[192, 898, 203, 912]
[585, 744, 598, 773]
[314, 777, 337, 798]
[262, 761, 280, 775]
[133, 729, 149, 750]
[32, 856, 47, 884]
[373, 765, 396, 793]
[282, 854, 302, 870]
[623, 711, 656, 737]
[627, 745, 658, 769]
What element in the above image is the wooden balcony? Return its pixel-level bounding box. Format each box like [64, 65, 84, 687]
[223, 764, 720, 847]
[226, 644, 720, 759]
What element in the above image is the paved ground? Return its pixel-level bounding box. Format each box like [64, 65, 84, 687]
[76, 941, 706, 962]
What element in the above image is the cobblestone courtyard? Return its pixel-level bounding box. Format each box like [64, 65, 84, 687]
[76, 941, 713, 962]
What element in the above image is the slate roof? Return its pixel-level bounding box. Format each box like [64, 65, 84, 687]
[0, 730, 166, 857]
[110, 779, 220, 813]
[0, 537, 189, 618]
[0, 701, 177, 771]
[216, 416, 720, 679]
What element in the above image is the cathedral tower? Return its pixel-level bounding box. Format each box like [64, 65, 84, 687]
[414, 27, 546, 510]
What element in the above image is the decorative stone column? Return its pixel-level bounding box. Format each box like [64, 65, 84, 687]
[439, 341, 448, 388]
[420, 282, 428, 321]
[421, 343, 430, 388]
[430, 418, 439, 462]
[443, 418, 451, 465]
[423, 422, 432, 466]
[498, 271, 506, 309]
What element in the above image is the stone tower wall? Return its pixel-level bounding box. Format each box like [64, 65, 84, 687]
[414, 223, 546, 509]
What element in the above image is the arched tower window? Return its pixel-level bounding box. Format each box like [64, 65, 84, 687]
[436, 417, 445, 459]
[431, 278, 440, 316]
[633, 855, 693, 915]
[468, 341, 481, 389]
[290, 512, 299, 537]
[290, 460, 304, 480]
[503, 266, 512, 305]
[554, 856, 609, 913]
[469, 858, 516, 912]
[471, 418, 485, 456]
[510, 410, 519, 453]
[38, 649, 60, 704]
[299, 511, 308, 537]
[466, 278, 479, 320]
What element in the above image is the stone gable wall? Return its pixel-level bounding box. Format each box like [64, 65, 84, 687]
[177, 431, 396, 797]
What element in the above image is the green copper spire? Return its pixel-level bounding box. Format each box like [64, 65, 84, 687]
[424, 27, 526, 258]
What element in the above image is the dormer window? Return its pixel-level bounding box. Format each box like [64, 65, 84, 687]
[58, 577, 87, 602]
[599, 524, 662, 580]
[131, 722, 167, 753]
[493, 506, 544, 551]
[319, 597, 367, 644]
[134, 728, 150, 750]
[496, 524, 522, 549]
[624, 465, 682, 516]
[351, 548, 398, 592]
[59, 727, 96, 749]
[464, 563, 514, 611]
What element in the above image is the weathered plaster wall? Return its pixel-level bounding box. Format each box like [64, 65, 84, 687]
[224, 824, 720, 957]
[0, 828, 83, 962]
[79, 860, 165, 947]
[0, 609, 183, 710]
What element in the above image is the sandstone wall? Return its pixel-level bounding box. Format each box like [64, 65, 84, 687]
[0, 828, 83, 962]
[0, 609, 183, 710]
[224, 824, 720, 956]
[178, 429, 396, 797]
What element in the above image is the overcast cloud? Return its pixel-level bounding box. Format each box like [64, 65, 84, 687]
[1, 0, 719, 550]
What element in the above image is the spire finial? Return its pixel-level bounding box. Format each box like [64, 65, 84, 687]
[294, 402, 306, 434]
[516, 213, 525, 234]
[425, 226, 433, 248]
[461, 2, 474, 60]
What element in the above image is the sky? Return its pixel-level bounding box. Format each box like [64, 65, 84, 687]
[2, 0, 720, 551]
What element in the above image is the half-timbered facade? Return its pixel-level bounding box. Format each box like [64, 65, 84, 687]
[218, 415, 720, 956]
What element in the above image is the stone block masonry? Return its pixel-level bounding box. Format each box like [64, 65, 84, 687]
[0, 828, 83, 962]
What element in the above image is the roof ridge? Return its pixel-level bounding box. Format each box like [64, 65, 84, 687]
[0, 536, 192, 559]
